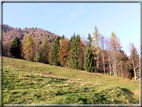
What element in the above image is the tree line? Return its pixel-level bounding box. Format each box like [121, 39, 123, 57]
[2, 26, 140, 81]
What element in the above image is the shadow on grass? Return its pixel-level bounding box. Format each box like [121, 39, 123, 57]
[121, 88, 134, 95]
[24, 74, 68, 81]
[90, 86, 137, 104]
[53, 86, 138, 104]
[2, 55, 24, 60]
[40, 75, 68, 81]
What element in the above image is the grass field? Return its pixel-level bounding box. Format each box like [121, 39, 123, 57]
[3, 56, 139, 104]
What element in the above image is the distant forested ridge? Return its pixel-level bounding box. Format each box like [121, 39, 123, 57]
[1, 24, 58, 44]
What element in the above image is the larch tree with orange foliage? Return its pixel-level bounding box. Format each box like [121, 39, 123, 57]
[91, 26, 101, 73]
[58, 38, 70, 67]
[79, 38, 86, 70]
[22, 34, 34, 61]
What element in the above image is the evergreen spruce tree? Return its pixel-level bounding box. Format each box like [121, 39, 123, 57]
[87, 33, 92, 47]
[34, 52, 41, 62]
[70, 33, 76, 42]
[84, 47, 94, 72]
[42, 37, 48, 63]
[69, 34, 80, 69]
[10, 36, 21, 58]
[33, 37, 39, 62]
[75, 34, 81, 69]
[50, 36, 61, 66]
[69, 34, 76, 68]
[61, 35, 65, 40]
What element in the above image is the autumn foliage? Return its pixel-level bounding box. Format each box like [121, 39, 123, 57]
[22, 34, 34, 61]
[58, 38, 70, 67]
[79, 39, 86, 70]
[2, 25, 140, 81]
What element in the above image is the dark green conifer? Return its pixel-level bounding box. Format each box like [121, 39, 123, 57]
[84, 47, 94, 72]
[87, 33, 92, 47]
[69, 34, 80, 69]
[61, 35, 65, 40]
[34, 52, 41, 62]
[10, 36, 21, 58]
[42, 37, 48, 63]
[69, 34, 76, 68]
[50, 36, 61, 66]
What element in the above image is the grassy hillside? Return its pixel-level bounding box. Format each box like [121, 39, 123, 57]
[3, 56, 139, 104]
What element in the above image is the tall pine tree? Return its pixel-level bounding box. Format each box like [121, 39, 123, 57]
[61, 35, 65, 40]
[34, 52, 41, 62]
[87, 33, 92, 47]
[10, 36, 21, 58]
[50, 36, 61, 66]
[42, 37, 48, 63]
[84, 47, 94, 72]
[33, 37, 41, 62]
[69, 34, 80, 69]
[69, 34, 76, 68]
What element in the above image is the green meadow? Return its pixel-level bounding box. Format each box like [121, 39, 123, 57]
[3, 56, 139, 104]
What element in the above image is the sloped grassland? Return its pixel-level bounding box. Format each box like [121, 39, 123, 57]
[3, 57, 139, 104]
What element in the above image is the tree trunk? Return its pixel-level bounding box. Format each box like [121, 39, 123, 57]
[112, 56, 115, 76]
[108, 56, 112, 76]
[113, 56, 117, 77]
[5, 45, 8, 56]
[115, 63, 117, 77]
[102, 52, 105, 74]
[134, 70, 136, 81]
[113, 63, 115, 76]
[96, 54, 99, 73]
[36, 42, 37, 62]
[121, 63, 123, 77]
[132, 60, 137, 81]
[103, 63, 105, 74]
[109, 64, 111, 75]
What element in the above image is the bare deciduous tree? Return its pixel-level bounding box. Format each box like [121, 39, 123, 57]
[128, 42, 139, 81]
[100, 36, 106, 74]
[106, 37, 112, 76]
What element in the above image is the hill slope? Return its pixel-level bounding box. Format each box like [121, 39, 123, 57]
[3, 57, 139, 104]
[1, 24, 58, 44]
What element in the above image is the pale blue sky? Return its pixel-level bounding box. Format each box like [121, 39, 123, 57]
[3, 3, 140, 56]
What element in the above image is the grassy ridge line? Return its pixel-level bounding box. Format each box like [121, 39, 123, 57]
[3, 56, 139, 104]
